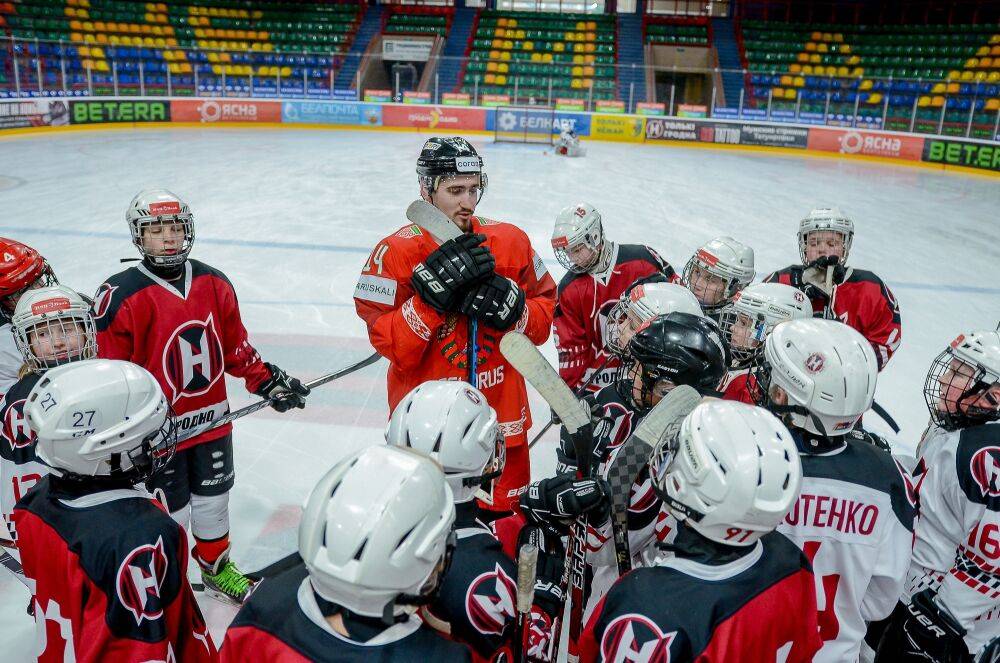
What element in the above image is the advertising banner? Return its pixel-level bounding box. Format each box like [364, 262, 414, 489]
[70, 99, 169, 124]
[590, 114, 645, 142]
[170, 99, 281, 123]
[922, 138, 1000, 172]
[807, 127, 924, 161]
[644, 117, 700, 141]
[677, 104, 707, 118]
[488, 107, 590, 136]
[0, 100, 70, 129]
[382, 104, 487, 131]
[364, 89, 392, 102]
[555, 98, 585, 111]
[282, 100, 382, 126]
[403, 91, 431, 105]
[481, 94, 510, 107]
[442, 93, 471, 106]
[382, 38, 434, 62]
[729, 123, 809, 148]
[595, 100, 625, 114]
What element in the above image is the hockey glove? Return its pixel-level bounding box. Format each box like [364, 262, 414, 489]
[847, 427, 893, 454]
[557, 396, 615, 475]
[459, 274, 526, 331]
[788, 265, 830, 309]
[255, 363, 310, 413]
[411, 233, 495, 313]
[899, 590, 969, 663]
[520, 474, 611, 537]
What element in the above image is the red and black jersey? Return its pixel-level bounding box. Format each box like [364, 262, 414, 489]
[720, 370, 758, 405]
[13, 475, 217, 662]
[423, 512, 519, 662]
[554, 244, 676, 393]
[0, 371, 45, 543]
[93, 260, 271, 451]
[579, 532, 823, 663]
[222, 564, 472, 662]
[765, 267, 901, 369]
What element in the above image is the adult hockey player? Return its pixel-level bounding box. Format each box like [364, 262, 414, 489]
[579, 400, 821, 663]
[221, 445, 470, 662]
[764, 207, 901, 370]
[876, 330, 1000, 661]
[1, 285, 97, 593]
[680, 236, 754, 321]
[717, 282, 811, 404]
[0, 238, 58, 398]
[552, 202, 676, 394]
[386, 380, 566, 662]
[94, 188, 309, 604]
[14, 359, 216, 662]
[752, 318, 914, 662]
[354, 137, 556, 515]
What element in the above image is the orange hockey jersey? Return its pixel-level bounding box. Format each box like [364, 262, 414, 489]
[354, 216, 556, 445]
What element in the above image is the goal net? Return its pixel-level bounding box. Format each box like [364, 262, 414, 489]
[493, 106, 556, 144]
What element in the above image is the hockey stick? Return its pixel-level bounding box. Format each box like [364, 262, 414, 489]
[405, 200, 483, 391]
[604, 385, 701, 577]
[204, 352, 382, 432]
[499, 332, 591, 661]
[528, 355, 613, 450]
[514, 543, 539, 663]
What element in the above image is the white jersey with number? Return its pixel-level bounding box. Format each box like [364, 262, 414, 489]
[0, 322, 22, 400]
[777, 433, 915, 663]
[905, 421, 1000, 655]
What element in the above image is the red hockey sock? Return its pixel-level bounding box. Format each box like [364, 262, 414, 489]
[194, 534, 230, 566]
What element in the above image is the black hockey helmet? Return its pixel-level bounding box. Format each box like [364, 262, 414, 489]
[416, 137, 488, 199]
[618, 312, 729, 409]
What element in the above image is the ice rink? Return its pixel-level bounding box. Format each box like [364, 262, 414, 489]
[0, 126, 997, 658]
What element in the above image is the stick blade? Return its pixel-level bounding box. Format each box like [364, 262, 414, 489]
[500, 332, 589, 433]
[405, 199, 463, 242]
[631, 384, 702, 449]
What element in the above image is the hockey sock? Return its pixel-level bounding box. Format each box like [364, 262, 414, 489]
[194, 534, 230, 567]
[190, 491, 230, 540]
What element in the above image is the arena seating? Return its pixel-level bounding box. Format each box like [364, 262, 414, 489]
[644, 16, 708, 46]
[461, 9, 617, 102]
[384, 5, 450, 37]
[1, 0, 361, 95]
[741, 20, 1000, 135]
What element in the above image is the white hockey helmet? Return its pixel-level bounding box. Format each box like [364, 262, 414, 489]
[12, 284, 97, 373]
[681, 237, 755, 314]
[718, 283, 813, 370]
[551, 203, 609, 274]
[650, 400, 801, 547]
[299, 445, 456, 620]
[26, 359, 176, 481]
[386, 380, 505, 504]
[126, 188, 195, 268]
[923, 331, 1000, 430]
[755, 319, 878, 438]
[606, 282, 704, 357]
[797, 207, 854, 265]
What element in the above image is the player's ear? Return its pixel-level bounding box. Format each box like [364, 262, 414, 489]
[419, 184, 432, 204]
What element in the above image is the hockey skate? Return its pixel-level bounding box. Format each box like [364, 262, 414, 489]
[197, 549, 257, 606]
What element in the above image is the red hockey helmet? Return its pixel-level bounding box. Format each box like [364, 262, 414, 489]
[0, 238, 57, 314]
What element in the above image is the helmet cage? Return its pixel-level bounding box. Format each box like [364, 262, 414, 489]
[797, 213, 855, 265]
[463, 429, 507, 506]
[681, 253, 746, 314]
[719, 307, 770, 370]
[15, 309, 97, 373]
[923, 348, 1000, 430]
[130, 213, 195, 268]
[553, 223, 606, 274]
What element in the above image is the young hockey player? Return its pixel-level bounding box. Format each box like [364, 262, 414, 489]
[94, 188, 310, 604]
[386, 380, 567, 662]
[604, 281, 703, 359]
[1, 285, 97, 593]
[552, 203, 677, 394]
[876, 330, 1000, 661]
[0, 238, 58, 398]
[579, 400, 821, 663]
[554, 127, 585, 157]
[752, 318, 915, 662]
[222, 445, 470, 662]
[717, 282, 811, 403]
[14, 359, 216, 662]
[354, 137, 557, 515]
[680, 236, 755, 321]
[764, 207, 901, 370]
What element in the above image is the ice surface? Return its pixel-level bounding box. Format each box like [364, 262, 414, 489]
[0, 127, 997, 658]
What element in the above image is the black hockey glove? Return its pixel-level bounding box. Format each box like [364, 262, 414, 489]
[255, 363, 310, 412]
[788, 265, 830, 308]
[898, 590, 969, 663]
[516, 525, 566, 620]
[847, 427, 893, 454]
[459, 274, 526, 331]
[520, 474, 611, 537]
[411, 233, 495, 312]
[557, 396, 615, 475]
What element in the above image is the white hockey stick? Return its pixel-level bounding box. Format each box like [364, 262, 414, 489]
[405, 199, 463, 242]
[499, 332, 590, 436]
[514, 543, 539, 663]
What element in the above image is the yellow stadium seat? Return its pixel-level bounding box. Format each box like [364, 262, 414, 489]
[817, 43, 828, 53]
[219, 52, 231, 63]
[530, 52, 541, 62]
[489, 49, 500, 59]
[81, 58, 93, 70]
[584, 65, 594, 76]
[516, 29, 525, 39]
[793, 76, 805, 87]
[821, 32, 832, 41]
[280, 66, 291, 77]
[796, 52, 809, 63]
[574, 43, 585, 53]
[496, 74, 507, 85]
[500, 51, 510, 61]
[966, 58, 979, 68]
[833, 33, 844, 43]
[587, 21, 597, 30]
[70, 31, 83, 42]
[142, 36, 154, 46]
[948, 70, 961, 80]
[977, 46, 990, 57]
[508, 19, 517, 27]
[571, 79, 582, 89]
[931, 95, 944, 107]
[585, 32, 595, 42]
[837, 66, 849, 77]
[212, 64, 223, 75]
[584, 54, 595, 64]
[851, 67, 864, 77]
[779, 74, 792, 86]
[497, 18, 507, 27]
[542, 53, 553, 63]
[785, 88, 797, 100]
[503, 40, 513, 49]
[523, 41, 533, 51]
[960, 70, 974, 81]
[95, 60, 109, 72]
[498, 62, 508, 73]
[985, 98, 999, 111]
[805, 42, 816, 52]
[810, 54, 821, 64]
[992, 45, 1000, 55]
[931, 82, 946, 94]
[989, 71, 1000, 83]
[917, 95, 931, 107]
[572, 65, 583, 76]
[946, 82, 960, 94]
[207, 51, 219, 63]
[801, 65, 813, 74]
[980, 57, 992, 68]
[486, 61, 498, 72]
[154, 37, 166, 48]
[859, 79, 873, 91]
[810, 31, 822, 41]
[867, 93, 882, 105]
[789, 63, 802, 74]
[975, 71, 988, 82]
[772, 86, 783, 98]
[553, 42, 565, 52]
[575, 21, 585, 30]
